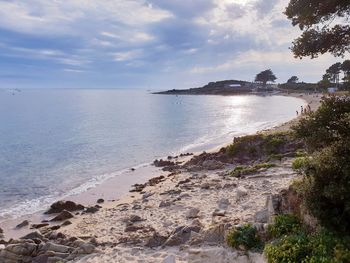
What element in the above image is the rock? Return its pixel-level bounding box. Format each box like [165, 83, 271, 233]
[45, 201, 84, 214]
[145, 232, 168, 248]
[201, 224, 226, 244]
[78, 243, 95, 254]
[254, 209, 268, 223]
[130, 183, 146, 193]
[218, 198, 230, 209]
[200, 182, 211, 189]
[42, 242, 71, 253]
[124, 225, 144, 232]
[21, 231, 44, 240]
[5, 242, 37, 256]
[16, 220, 30, 229]
[163, 225, 199, 247]
[159, 200, 172, 208]
[153, 159, 175, 167]
[163, 255, 176, 263]
[186, 208, 200, 219]
[122, 215, 143, 223]
[142, 192, 154, 199]
[96, 198, 104, 204]
[236, 186, 248, 199]
[61, 221, 72, 227]
[31, 223, 49, 229]
[132, 204, 142, 210]
[202, 160, 224, 170]
[148, 176, 165, 186]
[85, 206, 99, 213]
[212, 209, 226, 217]
[50, 210, 74, 221]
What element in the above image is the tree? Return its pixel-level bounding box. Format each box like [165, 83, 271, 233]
[285, 0, 350, 58]
[341, 60, 350, 82]
[255, 69, 277, 87]
[326, 62, 342, 85]
[287, 76, 299, 84]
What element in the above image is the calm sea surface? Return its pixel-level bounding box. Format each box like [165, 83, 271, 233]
[0, 89, 304, 219]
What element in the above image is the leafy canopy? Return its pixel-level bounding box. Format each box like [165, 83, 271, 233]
[285, 0, 350, 58]
[255, 69, 277, 86]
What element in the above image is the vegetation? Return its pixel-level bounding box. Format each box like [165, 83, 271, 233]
[285, 0, 350, 58]
[230, 163, 276, 177]
[226, 131, 297, 160]
[227, 224, 263, 251]
[292, 96, 350, 232]
[267, 214, 303, 239]
[265, 229, 350, 263]
[287, 76, 299, 84]
[255, 69, 277, 87]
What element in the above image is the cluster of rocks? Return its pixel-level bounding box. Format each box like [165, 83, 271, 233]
[130, 175, 168, 193]
[0, 232, 96, 263]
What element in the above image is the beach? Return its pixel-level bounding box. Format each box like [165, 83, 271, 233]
[0, 93, 321, 263]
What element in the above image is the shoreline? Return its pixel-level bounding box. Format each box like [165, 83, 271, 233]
[0, 92, 319, 240]
[0, 92, 322, 262]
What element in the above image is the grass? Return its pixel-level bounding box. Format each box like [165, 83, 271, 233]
[227, 224, 264, 251]
[230, 163, 276, 177]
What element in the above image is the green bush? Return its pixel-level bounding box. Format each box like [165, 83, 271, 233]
[292, 157, 309, 172]
[293, 96, 350, 152]
[268, 214, 303, 238]
[227, 224, 263, 250]
[264, 230, 350, 263]
[264, 233, 310, 263]
[302, 141, 350, 232]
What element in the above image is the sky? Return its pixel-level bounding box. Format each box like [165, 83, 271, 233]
[0, 0, 344, 90]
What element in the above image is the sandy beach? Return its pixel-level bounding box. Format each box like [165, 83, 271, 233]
[0, 93, 322, 263]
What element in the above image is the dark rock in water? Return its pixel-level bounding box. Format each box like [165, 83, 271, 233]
[31, 223, 49, 229]
[50, 210, 74, 221]
[130, 168, 135, 171]
[153, 159, 175, 167]
[45, 201, 84, 214]
[16, 220, 30, 229]
[97, 199, 104, 204]
[61, 221, 72, 227]
[85, 207, 99, 214]
[0, 227, 3, 234]
[21, 231, 44, 240]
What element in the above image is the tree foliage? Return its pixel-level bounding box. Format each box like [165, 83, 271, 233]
[285, 0, 350, 58]
[255, 69, 277, 86]
[326, 62, 342, 84]
[287, 76, 299, 83]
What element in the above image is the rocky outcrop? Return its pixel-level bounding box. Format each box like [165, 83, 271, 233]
[0, 230, 97, 263]
[45, 201, 84, 214]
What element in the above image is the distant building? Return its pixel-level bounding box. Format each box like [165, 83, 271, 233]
[227, 84, 242, 88]
[328, 87, 338, 93]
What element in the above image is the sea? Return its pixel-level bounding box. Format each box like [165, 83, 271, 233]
[0, 89, 305, 220]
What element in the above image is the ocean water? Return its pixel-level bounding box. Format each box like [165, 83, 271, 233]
[0, 89, 304, 219]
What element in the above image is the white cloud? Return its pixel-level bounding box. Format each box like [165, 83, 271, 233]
[113, 49, 143, 62]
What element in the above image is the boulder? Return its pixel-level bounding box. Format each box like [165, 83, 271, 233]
[163, 225, 200, 247]
[212, 209, 226, 217]
[16, 220, 29, 229]
[50, 210, 74, 221]
[186, 208, 200, 219]
[85, 206, 99, 214]
[21, 231, 44, 241]
[41, 242, 71, 253]
[96, 199, 104, 204]
[202, 160, 224, 170]
[159, 200, 172, 208]
[61, 221, 72, 227]
[45, 201, 84, 214]
[31, 223, 49, 229]
[144, 232, 168, 248]
[4, 242, 37, 256]
[200, 224, 226, 244]
[153, 159, 175, 167]
[236, 187, 248, 199]
[218, 198, 230, 209]
[254, 209, 268, 223]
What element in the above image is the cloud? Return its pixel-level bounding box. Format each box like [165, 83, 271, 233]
[113, 50, 143, 62]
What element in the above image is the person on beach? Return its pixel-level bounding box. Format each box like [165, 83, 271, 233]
[301, 106, 303, 114]
[296, 110, 299, 116]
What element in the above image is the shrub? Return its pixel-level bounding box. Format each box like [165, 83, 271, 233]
[302, 141, 350, 233]
[264, 230, 350, 263]
[292, 157, 309, 172]
[293, 96, 350, 152]
[268, 214, 303, 238]
[227, 224, 263, 250]
[264, 233, 310, 263]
